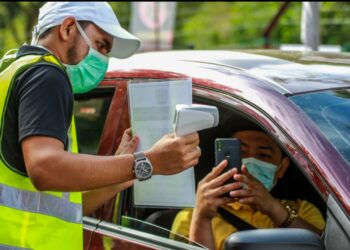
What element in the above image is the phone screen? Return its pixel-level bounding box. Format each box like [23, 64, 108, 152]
[215, 138, 242, 187]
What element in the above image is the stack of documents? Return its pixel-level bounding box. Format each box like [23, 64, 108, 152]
[128, 78, 195, 208]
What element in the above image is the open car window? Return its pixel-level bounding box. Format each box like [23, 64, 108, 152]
[114, 93, 326, 248]
[83, 216, 207, 250]
[195, 96, 327, 217]
[121, 216, 207, 248]
[73, 89, 114, 154]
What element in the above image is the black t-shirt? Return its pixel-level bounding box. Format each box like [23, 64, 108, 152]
[1, 45, 73, 175]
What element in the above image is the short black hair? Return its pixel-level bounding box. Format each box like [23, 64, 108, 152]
[38, 20, 92, 40]
[222, 116, 288, 159]
[221, 116, 264, 137]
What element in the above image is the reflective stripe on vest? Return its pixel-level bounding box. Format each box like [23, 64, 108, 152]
[0, 243, 31, 250]
[0, 53, 82, 250]
[0, 183, 81, 223]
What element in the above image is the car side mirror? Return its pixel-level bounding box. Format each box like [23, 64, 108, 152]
[224, 228, 325, 250]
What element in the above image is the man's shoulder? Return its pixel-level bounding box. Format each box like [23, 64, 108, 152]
[177, 208, 194, 216]
[14, 61, 71, 99]
[11, 44, 66, 82]
[17, 44, 49, 57]
[282, 199, 319, 211]
[173, 208, 194, 224]
[18, 63, 68, 86]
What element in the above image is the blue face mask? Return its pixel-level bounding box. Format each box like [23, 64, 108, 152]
[65, 21, 109, 94]
[242, 157, 278, 191]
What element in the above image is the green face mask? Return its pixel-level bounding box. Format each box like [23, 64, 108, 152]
[242, 157, 278, 191]
[65, 21, 109, 94]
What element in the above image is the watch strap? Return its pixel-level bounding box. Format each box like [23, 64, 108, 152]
[134, 151, 146, 161]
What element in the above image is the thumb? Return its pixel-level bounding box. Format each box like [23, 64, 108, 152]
[123, 136, 139, 154]
[241, 164, 258, 182]
[164, 132, 176, 139]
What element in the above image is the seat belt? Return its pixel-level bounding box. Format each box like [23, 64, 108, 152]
[217, 207, 256, 231]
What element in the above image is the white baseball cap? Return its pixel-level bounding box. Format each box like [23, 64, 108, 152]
[32, 2, 141, 59]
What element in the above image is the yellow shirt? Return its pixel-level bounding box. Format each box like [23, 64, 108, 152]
[171, 199, 325, 250]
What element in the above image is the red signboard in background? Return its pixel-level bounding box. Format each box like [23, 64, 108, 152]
[130, 2, 177, 51]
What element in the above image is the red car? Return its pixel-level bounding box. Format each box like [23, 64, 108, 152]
[74, 50, 350, 250]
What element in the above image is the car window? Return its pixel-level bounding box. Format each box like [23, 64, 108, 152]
[73, 94, 112, 154]
[290, 89, 350, 167]
[123, 94, 325, 217]
[194, 94, 326, 210]
[121, 216, 206, 248]
[84, 215, 206, 250]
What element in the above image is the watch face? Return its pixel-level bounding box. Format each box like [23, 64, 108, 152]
[135, 161, 152, 179]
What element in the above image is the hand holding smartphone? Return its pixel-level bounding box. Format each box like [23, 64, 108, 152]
[215, 138, 242, 196]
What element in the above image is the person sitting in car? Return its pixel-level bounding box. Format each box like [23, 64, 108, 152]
[171, 120, 325, 250]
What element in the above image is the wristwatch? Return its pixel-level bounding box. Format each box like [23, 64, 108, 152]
[133, 152, 153, 181]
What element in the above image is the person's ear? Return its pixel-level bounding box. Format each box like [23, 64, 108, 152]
[276, 156, 290, 179]
[59, 17, 77, 42]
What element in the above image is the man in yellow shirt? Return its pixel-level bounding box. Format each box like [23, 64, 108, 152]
[171, 127, 325, 250]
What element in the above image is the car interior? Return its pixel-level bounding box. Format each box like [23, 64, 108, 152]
[118, 97, 327, 242]
[74, 89, 114, 155]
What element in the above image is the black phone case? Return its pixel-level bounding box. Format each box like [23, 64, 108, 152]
[215, 138, 242, 189]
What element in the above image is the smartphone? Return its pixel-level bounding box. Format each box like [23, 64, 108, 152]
[214, 138, 242, 191]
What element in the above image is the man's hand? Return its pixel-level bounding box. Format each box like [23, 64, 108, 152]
[145, 132, 201, 175]
[230, 165, 323, 234]
[230, 164, 278, 214]
[189, 160, 242, 250]
[115, 128, 138, 155]
[194, 160, 241, 221]
[84, 128, 137, 215]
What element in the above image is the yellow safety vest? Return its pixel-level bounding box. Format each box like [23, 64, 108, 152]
[0, 52, 82, 249]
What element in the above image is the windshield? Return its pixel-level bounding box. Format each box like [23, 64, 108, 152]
[290, 89, 350, 166]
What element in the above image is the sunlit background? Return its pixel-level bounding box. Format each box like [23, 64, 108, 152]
[1, 2, 349, 56]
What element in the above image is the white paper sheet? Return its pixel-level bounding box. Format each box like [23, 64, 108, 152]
[128, 78, 195, 208]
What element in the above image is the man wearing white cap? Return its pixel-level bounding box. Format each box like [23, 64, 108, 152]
[0, 2, 200, 249]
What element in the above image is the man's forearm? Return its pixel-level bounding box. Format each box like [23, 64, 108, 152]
[27, 149, 135, 192]
[267, 200, 322, 235]
[82, 179, 133, 215]
[23, 133, 200, 192]
[190, 213, 215, 250]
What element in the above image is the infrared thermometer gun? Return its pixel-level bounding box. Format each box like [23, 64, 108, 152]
[174, 104, 219, 136]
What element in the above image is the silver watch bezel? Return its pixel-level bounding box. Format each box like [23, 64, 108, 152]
[133, 152, 153, 181]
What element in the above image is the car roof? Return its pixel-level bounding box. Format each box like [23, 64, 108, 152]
[107, 50, 350, 95]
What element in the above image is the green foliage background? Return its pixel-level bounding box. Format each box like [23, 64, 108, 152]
[1, 2, 349, 56]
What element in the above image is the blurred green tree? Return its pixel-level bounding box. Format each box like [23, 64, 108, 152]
[1, 2, 350, 56]
[0, 2, 42, 55]
[176, 2, 301, 49]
